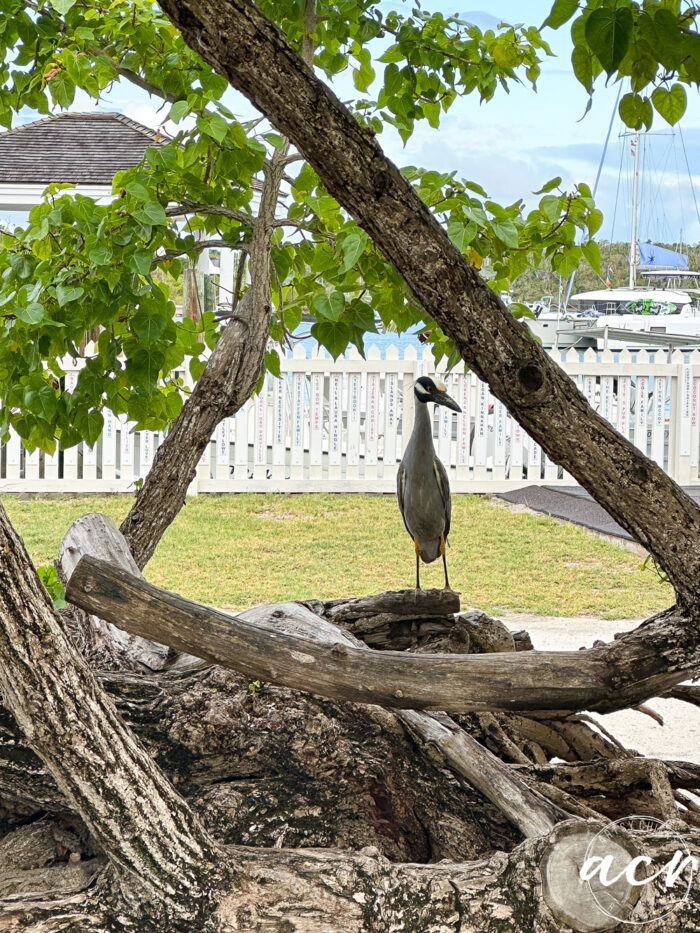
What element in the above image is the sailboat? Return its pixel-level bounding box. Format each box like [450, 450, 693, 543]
[528, 131, 700, 351]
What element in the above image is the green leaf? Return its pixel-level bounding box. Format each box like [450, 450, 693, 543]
[15, 303, 46, 325]
[125, 181, 150, 201]
[31, 237, 52, 260]
[262, 132, 285, 150]
[509, 302, 535, 320]
[165, 391, 183, 420]
[49, 0, 77, 13]
[619, 92, 652, 130]
[587, 208, 603, 237]
[585, 7, 633, 74]
[340, 230, 368, 271]
[131, 308, 167, 344]
[490, 218, 519, 248]
[37, 564, 67, 609]
[25, 383, 58, 421]
[168, 100, 191, 123]
[129, 248, 154, 276]
[312, 291, 345, 322]
[311, 321, 350, 360]
[447, 220, 468, 252]
[56, 285, 85, 306]
[264, 349, 281, 378]
[534, 176, 562, 195]
[542, 0, 579, 30]
[379, 45, 404, 64]
[48, 72, 75, 109]
[651, 84, 687, 126]
[132, 200, 167, 226]
[75, 409, 104, 447]
[582, 240, 601, 274]
[88, 245, 112, 265]
[571, 45, 594, 93]
[540, 194, 563, 223]
[198, 111, 228, 144]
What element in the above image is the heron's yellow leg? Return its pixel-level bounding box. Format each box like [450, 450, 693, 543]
[441, 534, 452, 590]
[413, 536, 421, 590]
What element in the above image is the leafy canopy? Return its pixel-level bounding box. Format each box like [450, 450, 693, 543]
[545, 0, 700, 129]
[0, 0, 693, 450]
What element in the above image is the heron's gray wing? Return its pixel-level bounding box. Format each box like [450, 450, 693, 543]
[396, 461, 412, 537]
[433, 456, 452, 540]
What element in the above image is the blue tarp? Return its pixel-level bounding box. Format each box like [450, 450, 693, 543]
[636, 242, 688, 268]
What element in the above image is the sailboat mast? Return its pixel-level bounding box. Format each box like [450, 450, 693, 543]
[629, 131, 640, 289]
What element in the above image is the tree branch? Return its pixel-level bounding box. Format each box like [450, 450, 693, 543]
[165, 201, 255, 226]
[65, 557, 700, 715]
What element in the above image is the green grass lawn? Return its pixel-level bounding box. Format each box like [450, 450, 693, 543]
[2, 493, 672, 620]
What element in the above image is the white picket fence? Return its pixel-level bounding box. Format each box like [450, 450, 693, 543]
[2, 344, 699, 494]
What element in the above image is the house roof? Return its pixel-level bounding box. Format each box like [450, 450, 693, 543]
[0, 112, 165, 186]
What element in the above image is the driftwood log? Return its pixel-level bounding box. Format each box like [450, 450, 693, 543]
[66, 554, 697, 714]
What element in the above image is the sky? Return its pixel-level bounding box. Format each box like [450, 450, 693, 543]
[4, 0, 700, 245]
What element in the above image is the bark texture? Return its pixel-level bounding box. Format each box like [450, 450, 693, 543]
[0, 501, 224, 931]
[4, 826, 699, 932]
[66, 557, 700, 715]
[157, 0, 700, 608]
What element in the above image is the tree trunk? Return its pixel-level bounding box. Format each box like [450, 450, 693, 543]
[4, 823, 699, 932]
[119, 144, 289, 571]
[0, 501, 225, 931]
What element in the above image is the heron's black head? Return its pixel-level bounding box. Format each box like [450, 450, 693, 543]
[414, 376, 461, 412]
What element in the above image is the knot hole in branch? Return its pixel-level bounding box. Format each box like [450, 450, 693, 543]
[518, 363, 545, 394]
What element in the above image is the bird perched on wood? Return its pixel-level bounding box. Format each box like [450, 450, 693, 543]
[397, 376, 461, 590]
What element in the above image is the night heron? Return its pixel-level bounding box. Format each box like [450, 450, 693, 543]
[397, 376, 462, 590]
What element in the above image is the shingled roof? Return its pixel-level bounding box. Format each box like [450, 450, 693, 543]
[0, 112, 164, 185]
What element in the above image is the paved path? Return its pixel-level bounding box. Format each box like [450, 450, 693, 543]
[497, 485, 700, 543]
[501, 613, 700, 765]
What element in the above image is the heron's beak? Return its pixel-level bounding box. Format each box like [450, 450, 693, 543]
[433, 391, 461, 413]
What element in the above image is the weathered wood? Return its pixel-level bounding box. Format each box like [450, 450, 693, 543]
[323, 588, 460, 622]
[0, 662, 520, 862]
[669, 685, 700, 708]
[539, 821, 641, 932]
[0, 501, 223, 930]
[59, 513, 172, 670]
[66, 557, 700, 714]
[398, 711, 565, 837]
[6, 827, 699, 933]
[242, 600, 563, 837]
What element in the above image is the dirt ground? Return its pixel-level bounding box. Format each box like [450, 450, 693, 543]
[501, 613, 700, 765]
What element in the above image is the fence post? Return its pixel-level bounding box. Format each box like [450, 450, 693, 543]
[674, 350, 692, 485]
[383, 345, 399, 482]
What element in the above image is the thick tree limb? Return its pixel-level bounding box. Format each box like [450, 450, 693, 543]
[157, 0, 700, 607]
[66, 557, 699, 715]
[5, 826, 700, 933]
[0, 502, 223, 929]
